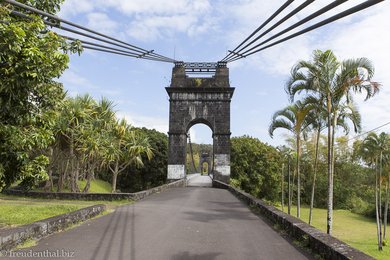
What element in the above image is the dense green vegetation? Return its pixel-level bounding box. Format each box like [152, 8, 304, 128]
[230, 50, 387, 252]
[231, 136, 282, 201]
[0, 0, 80, 191]
[0, 1, 169, 194]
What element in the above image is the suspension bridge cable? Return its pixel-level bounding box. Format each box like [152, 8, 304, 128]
[58, 35, 163, 61]
[225, 0, 350, 62]
[60, 34, 168, 61]
[81, 46, 173, 62]
[227, 0, 384, 63]
[8, 9, 172, 63]
[4, 0, 175, 63]
[347, 121, 390, 142]
[222, 0, 294, 62]
[4, 0, 172, 62]
[224, 0, 315, 62]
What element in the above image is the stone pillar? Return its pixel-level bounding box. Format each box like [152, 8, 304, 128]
[213, 134, 231, 183]
[166, 62, 234, 183]
[167, 133, 187, 179]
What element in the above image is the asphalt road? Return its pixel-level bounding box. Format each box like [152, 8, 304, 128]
[3, 188, 311, 260]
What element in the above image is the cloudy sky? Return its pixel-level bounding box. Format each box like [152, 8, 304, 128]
[58, 0, 390, 146]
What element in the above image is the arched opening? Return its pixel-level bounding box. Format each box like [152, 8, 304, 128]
[186, 123, 213, 176]
[202, 162, 209, 175]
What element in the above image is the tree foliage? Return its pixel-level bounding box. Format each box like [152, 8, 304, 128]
[117, 128, 168, 192]
[0, 0, 81, 189]
[231, 136, 282, 201]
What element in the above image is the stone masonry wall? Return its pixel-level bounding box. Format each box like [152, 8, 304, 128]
[4, 179, 186, 201]
[0, 204, 106, 251]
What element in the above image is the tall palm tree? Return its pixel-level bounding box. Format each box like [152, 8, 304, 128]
[360, 132, 390, 251]
[286, 49, 380, 234]
[269, 101, 313, 218]
[304, 99, 327, 225]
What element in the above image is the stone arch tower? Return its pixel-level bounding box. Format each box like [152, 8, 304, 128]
[166, 62, 234, 183]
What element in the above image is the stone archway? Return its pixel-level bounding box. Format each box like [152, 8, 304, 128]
[165, 62, 234, 183]
[199, 153, 212, 175]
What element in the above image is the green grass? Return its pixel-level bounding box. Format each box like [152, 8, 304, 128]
[33, 179, 112, 193]
[277, 206, 390, 259]
[77, 179, 112, 193]
[15, 239, 38, 249]
[0, 194, 132, 228]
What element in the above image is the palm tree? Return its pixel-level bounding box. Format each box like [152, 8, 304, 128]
[360, 132, 387, 250]
[104, 119, 153, 193]
[362, 132, 390, 249]
[57, 95, 95, 192]
[304, 101, 327, 225]
[286, 49, 380, 234]
[269, 101, 313, 218]
[80, 98, 117, 192]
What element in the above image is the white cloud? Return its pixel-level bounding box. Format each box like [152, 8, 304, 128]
[60, 0, 214, 42]
[127, 14, 199, 41]
[60, 69, 96, 90]
[59, 0, 95, 18]
[97, 0, 211, 15]
[116, 112, 168, 133]
[87, 12, 118, 34]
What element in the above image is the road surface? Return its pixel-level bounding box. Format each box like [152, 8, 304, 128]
[3, 188, 311, 260]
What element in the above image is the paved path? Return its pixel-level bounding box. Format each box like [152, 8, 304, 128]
[187, 174, 212, 187]
[5, 188, 311, 260]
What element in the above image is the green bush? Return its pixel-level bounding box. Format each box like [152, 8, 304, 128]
[231, 136, 282, 201]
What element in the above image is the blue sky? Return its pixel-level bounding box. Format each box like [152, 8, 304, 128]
[58, 0, 390, 146]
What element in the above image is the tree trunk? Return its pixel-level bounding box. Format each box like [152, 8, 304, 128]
[309, 128, 321, 225]
[57, 160, 68, 192]
[70, 133, 76, 193]
[291, 168, 296, 212]
[281, 163, 285, 212]
[384, 172, 390, 240]
[83, 166, 94, 193]
[296, 135, 301, 219]
[288, 155, 291, 215]
[74, 159, 80, 192]
[44, 147, 54, 192]
[111, 161, 119, 193]
[326, 96, 333, 235]
[379, 155, 383, 248]
[376, 161, 383, 250]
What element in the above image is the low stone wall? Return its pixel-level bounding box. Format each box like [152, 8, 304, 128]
[3, 179, 186, 201]
[213, 180, 373, 260]
[0, 204, 106, 251]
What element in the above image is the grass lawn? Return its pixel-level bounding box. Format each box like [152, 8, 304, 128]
[78, 179, 112, 193]
[31, 179, 112, 193]
[278, 206, 389, 259]
[0, 194, 132, 228]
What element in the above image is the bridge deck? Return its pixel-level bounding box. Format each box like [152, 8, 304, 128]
[6, 188, 311, 260]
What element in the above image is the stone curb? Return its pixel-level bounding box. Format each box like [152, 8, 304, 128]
[0, 204, 106, 251]
[213, 180, 373, 260]
[3, 179, 186, 201]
